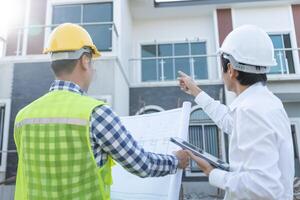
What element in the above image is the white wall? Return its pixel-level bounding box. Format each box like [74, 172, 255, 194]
[232, 6, 293, 32]
[232, 5, 300, 73]
[131, 14, 219, 83]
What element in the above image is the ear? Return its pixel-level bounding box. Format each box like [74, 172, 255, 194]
[79, 54, 90, 71]
[228, 64, 238, 79]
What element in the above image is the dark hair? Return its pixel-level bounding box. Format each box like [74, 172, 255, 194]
[51, 52, 92, 76]
[221, 54, 267, 86]
[51, 59, 78, 76]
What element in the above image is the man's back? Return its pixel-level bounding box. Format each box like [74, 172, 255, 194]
[229, 83, 294, 199]
[14, 90, 110, 200]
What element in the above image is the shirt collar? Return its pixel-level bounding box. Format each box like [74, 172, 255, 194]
[229, 82, 265, 111]
[49, 80, 86, 96]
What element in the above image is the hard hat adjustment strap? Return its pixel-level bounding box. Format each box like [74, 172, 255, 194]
[51, 48, 92, 61]
[223, 54, 270, 74]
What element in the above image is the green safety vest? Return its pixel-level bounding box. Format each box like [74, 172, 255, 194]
[14, 90, 114, 200]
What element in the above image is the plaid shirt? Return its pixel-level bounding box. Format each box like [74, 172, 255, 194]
[49, 80, 178, 177]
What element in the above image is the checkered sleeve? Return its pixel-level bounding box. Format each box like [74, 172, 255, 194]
[90, 105, 179, 178]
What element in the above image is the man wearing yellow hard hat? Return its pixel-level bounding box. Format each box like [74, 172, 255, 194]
[13, 23, 190, 200]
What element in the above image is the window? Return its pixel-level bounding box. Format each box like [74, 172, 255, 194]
[52, 2, 113, 51]
[188, 108, 220, 172]
[291, 123, 300, 177]
[136, 105, 165, 115]
[269, 34, 295, 74]
[0, 100, 11, 172]
[141, 41, 208, 82]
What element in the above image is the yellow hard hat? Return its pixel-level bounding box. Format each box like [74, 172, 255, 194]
[43, 23, 101, 58]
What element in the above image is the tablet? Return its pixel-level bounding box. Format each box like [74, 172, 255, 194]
[170, 137, 230, 171]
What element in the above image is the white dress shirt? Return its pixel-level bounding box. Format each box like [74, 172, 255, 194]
[195, 82, 295, 200]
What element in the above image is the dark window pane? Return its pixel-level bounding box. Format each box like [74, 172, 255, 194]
[191, 42, 206, 55]
[142, 59, 157, 81]
[52, 5, 81, 24]
[283, 34, 295, 74]
[83, 3, 113, 23]
[270, 35, 283, 49]
[158, 44, 172, 57]
[269, 35, 287, 74]
[175, 58, 190, 75]
[83, 24, 112, 51]
[189, 125, 203, 172]
[270, 50, 288, 74]
[158, 58, 174, 80]
[224, 133, 229, 162]
[142, 45, 156, 58]
[193, 57, 208, 79]
[142, 109, 160, 115]
[291, 125, 300, 177]
[174, 43, 189, 56]
[0, 106, 5, 165]
[204, 125, 219, 158]
[292, 125, 299, 159]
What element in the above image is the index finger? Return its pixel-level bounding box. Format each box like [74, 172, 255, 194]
[178, 71, 188, 78]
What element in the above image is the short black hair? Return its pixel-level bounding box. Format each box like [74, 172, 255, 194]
[51, 59, 78, 76]
[51, 52, 92, 76]
[221, 54, 267, 86]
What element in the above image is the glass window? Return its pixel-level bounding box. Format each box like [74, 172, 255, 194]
[142, 45, 156, 57]
[141, 41, 208, 82]
[191, 42, 206, 55]
[189, 109, 220, 172]
[142, 59, 157, 82]
[291, 124, 300, 177]
[174, 43, 189, 75]
[83, 3, 113, 23]
[191, 42, 208, 79]
[174, 43, 189, 55]
[52, 5, 81, 24]
[83, 24, 112, 51]
[52, 3, 113, 51]
[269, 34, 295, 74]
[142, 45, 157, 81]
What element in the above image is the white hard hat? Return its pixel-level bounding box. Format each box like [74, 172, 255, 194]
[219, 25, 277, 74]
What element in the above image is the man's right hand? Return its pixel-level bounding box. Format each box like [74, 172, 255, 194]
[178, 71, 202, 97]
[174, 150, 190, 169]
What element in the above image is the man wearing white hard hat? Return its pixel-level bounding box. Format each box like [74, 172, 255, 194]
[178, 25, 294, 199]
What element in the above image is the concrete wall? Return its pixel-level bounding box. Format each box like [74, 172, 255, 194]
[129, 84, 224, 115]
[0, 185, 15, 200]
[284, 102, 300, 118]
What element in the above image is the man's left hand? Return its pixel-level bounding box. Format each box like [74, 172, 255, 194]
[186, 150, 214, 176]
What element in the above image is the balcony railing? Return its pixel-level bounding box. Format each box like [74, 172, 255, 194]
[129, 54, 220, 84]
[129, 48, 300, 84]
[2, 22, 119, 57]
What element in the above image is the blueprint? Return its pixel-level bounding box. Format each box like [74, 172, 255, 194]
[111, 102, 191, 200]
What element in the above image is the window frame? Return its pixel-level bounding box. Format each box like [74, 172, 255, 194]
[139, 39, 208, 83]
[135, 105, 165, 115]
[290, 118, 300, 168]
[0, 99, 11, 172]
[45, 0, 114, 53]
[185, 106, 223, 178]
[268, 32, 297, 75]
